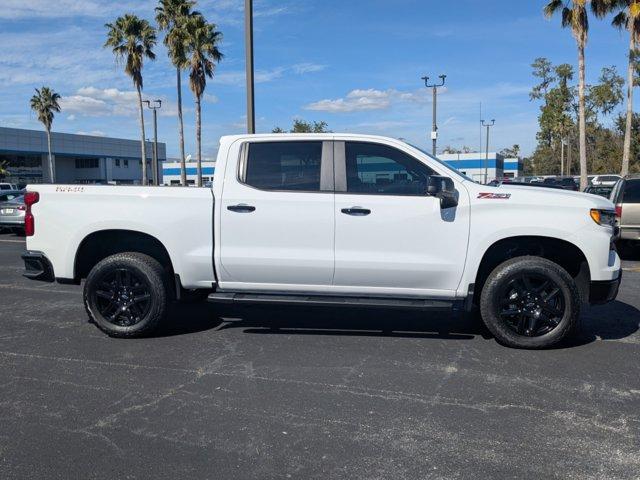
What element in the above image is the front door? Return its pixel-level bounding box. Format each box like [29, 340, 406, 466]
[333, 140, 469, 297]
[219, 139, 335, 288]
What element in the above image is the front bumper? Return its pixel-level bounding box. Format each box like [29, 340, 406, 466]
[589, 270, 622, 305]
[21, 251, 55, 282]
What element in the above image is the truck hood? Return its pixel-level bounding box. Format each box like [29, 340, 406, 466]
[470, 183, 615, 210]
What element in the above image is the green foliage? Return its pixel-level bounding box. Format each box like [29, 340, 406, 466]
[183, 15, 223, 98]
[29, 86, 61, 131]
[155, 0, 199, 69]
[272, 120, 330, 133]
[529, 58, 631, 175]
[0, 160, 7, 178]
[104, 14, 157, 89]
[499, 145, 521, 158]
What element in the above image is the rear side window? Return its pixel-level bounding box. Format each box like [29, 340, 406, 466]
[244, 141, 322, 191]
[345, 142, 434, 195]
[623, 179, 640, 203]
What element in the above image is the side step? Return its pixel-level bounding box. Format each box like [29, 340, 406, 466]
[208, 292, 455, 311]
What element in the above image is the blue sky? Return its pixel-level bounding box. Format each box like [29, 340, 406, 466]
[0, 0, 634, 158]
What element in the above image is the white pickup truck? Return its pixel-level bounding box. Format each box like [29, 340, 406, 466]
[21, 133, 621, 348]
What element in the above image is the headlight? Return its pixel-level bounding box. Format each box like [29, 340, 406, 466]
[590, 209, 616, 227]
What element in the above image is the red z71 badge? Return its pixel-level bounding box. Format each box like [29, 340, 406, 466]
[477, 192, 511, 199]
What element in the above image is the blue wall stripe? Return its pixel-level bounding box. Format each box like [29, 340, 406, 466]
[444, 160, 498, 169]
[163, 167, 215, 175]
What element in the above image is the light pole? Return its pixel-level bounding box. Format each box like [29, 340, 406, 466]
[481, 119, 495, 184]
[421, 74, 446, 156]
[245, 0, 255, 134]
[143, 99, 162, 186]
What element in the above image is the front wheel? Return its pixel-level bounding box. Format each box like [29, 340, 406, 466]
[480, 256, 581, 349]
[83, 252, 168, 338]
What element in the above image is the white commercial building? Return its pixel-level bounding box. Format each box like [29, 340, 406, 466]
[162, 160, 216, 186]
[439, 152, 504, 184]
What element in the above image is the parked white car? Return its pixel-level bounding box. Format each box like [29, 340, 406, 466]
[21, 134, 621, 348]
[591, 175, 622, 187]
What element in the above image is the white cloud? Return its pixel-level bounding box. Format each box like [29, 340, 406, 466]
[305, 88, 426, 113]
[291, 63, 327, 74]
[59, 87, 181, 118]
[203, 94, 219, 104]
[76, 130, 107, 137]
[212, 63, 325, 86]
[0, 0, 143, 19]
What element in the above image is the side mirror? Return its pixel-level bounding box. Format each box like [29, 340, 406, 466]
[426, 175, 458, 209]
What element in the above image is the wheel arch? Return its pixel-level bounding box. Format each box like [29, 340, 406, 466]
[473, 236, 591, 304]
[74, 229, 176, 288]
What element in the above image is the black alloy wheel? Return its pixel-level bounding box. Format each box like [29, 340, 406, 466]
[498, 273, 565, 337]
[92, 268, 152, 327]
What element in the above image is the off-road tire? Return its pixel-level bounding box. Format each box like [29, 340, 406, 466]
[480, 256, 581, 349]
[83, 252, 168, 338]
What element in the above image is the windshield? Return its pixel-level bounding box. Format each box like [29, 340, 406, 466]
[402, 141, 476, 183]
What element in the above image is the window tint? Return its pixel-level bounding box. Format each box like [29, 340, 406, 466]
[623, 179, 640, 203]
[345, 142, 434, 195]
[245, 141, 322, 191]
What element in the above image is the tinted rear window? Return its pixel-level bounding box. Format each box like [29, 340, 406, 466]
[623, 179, 640, 203]
[244, 141, 322, 191]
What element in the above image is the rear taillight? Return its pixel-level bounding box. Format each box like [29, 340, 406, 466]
[615, 204, 622, 219]
[17, 205, 26, 211]
[23, 191, 39, 237]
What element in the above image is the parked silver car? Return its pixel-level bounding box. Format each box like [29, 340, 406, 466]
[0, 193, 25, 231]
[610, 175, 640, 243]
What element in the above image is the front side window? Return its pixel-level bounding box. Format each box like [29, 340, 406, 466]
[245, 141, 322, 191]
[345, 142, 434, 195]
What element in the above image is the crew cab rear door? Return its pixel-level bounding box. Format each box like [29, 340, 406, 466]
[332, 140, 469, 297]
[218, 139, 335, 288]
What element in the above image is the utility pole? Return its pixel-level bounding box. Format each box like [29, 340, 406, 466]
[143, 99, 162, 185]
[245, 0, 255, 134]
[481, 119, 495, 184]
[421, 74, 446, 156]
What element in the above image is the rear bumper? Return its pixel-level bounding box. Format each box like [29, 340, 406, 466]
[21, 251, 55, 282]
[619, 227, 640, 242]
[0, 218, 25, 226]
[589, 270, 622, 305]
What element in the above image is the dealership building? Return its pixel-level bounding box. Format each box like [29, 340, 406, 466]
[162, 160, 216, 186]
[0, 127, 165, 186]
[439, 152, 523, 183]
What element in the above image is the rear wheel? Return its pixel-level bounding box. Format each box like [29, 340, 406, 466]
[83, 252, 168, 338]
[480, 256, 581, 349]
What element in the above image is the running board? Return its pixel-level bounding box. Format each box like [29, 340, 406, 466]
[208, 292, 456, 311]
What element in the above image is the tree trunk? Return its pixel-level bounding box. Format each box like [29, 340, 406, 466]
[177, 67, 187, 186]
[196, 94, 202, 187]
[577, 40, 588, 191]
[46, 127, 55, 183]
[621, 28, 635, 177]
[137, 85, 148, 185]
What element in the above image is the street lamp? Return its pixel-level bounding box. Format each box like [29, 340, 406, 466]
[245, 0, 255, 134]
[421, 74, 446, 156]
[481, 119, 495, 184]
[143, 99, 162, 186]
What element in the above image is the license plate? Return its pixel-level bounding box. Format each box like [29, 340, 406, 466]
[0, 209, 12, 214]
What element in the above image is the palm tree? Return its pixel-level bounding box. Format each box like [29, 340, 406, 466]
[609, 0, 640, 176]
[184, 15, 223, 187]
[156, 0, 199, 187]
[544, 0, 609, 190]
[105, 14, 157, 185]
[30, 87, 61, 183]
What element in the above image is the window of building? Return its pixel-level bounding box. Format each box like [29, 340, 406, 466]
[124, 159, 129, 168]
[244, 141, 322, 191]
[75, 158, 99, 169]
[114, 159, 120, 167]
[170, 180, 181, 185]
[345, 142, 434, 195]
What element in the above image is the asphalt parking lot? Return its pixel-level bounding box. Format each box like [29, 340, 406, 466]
[1, 231, 639, 480]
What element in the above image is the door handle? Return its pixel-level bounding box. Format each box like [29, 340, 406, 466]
[227, 204, 256, 213]
[341, 207, 371, 216]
